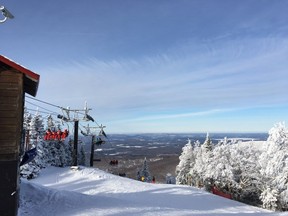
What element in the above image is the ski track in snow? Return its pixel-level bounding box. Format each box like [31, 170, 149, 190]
[18, 166, 288, 216]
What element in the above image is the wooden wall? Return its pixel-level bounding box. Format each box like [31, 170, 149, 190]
[0, 70, 23, 216]
[0, 70, 23, 160]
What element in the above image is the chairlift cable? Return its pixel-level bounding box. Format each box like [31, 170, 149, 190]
[25, 108, 58, 117]
[25, 95, 63, 109]
[25, 101, 58, 115]
[25, 95, 94, 120]
[25, 96, 102, 136]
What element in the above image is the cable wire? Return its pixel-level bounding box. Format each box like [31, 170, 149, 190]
[25, 100, 58, 115]
[25, 95, 102, 128]
[25, 108, 57, 116]
[25, 95, 62, 109]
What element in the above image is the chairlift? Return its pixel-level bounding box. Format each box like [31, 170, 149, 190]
[20, 147, 37, 166]
[93, 137, 105, 145]
[43, 128, 69, 141]
[43, 114, 70, 141]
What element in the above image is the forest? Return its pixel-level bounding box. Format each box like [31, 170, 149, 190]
[176, 122, 288, 211]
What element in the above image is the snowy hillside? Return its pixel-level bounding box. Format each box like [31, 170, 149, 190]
[19, 166, 287, 216]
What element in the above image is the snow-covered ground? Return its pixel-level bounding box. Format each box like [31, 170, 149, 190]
[19, 166, 288, 216]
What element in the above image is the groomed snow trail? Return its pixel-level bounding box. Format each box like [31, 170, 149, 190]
[19, 166, 282, 216]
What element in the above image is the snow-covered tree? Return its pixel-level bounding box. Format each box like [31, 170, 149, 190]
[176, 139, 194, 185]
[20, 113, 73, 179]
[260, 122, 288, 176]
[29, 110, 44, 143]
[208, 139, 234, 189]
[23, 108, 32, 132]
[47, 115, 55, 131]
[137, 157, 152, 182]
[177, 133, 265, 207]
[258, 122, 288, 210]
[202, 133, 213, 153]
[20, 111, 45, 179]
[260, 187, 279, 211]
[191, 133, 215, 190]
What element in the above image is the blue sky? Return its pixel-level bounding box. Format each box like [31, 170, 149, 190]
[1, 0, 288, 133]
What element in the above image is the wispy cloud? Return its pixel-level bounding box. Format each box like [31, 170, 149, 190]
[6, 0, 286, 133]
[38, 36, 288, 117]
[116, 108, 237, 123]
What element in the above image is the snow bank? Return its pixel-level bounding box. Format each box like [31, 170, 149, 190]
[18, 166, 280, 216]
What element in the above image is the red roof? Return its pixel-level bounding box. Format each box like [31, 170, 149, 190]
[0, 55, 40, 96]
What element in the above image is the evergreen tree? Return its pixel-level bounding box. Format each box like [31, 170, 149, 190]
[208, 139, 234, 187]
[176, 124, 288, 210]
[29, 110, 44, 143]
[23, 108, 32, 132]
[20, 111, 45, 179]
[137, 157, 152, 182]
[176, 139, 194, 185]
[202, 132, 213, 152]
[20, 113, 73, 179]
[260, 187, 279, 211]
[258, 122, 288, 210]
[47, 115, 56, 131]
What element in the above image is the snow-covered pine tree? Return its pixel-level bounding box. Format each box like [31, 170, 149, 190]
[202, 132, 213, 153]
[29, 110, 44, 143]
[63, 138, 73, 166]
[137, 157, 152, 182]
[176, 138, 194, 185]
[22, 108, 32, 153]
[201, 133, 214, 190]
[20, 111, 45, 179]
[232, 142, 262, 206]
[279, 189, 288, 211]
[259, 122, 288, 210]
[260, 122, 288, 177]
[23, 108, 32, 133]
[20, 113, 73, 179]
[47, 115, 55, 131]
[189, 140, 204, 188]
[208, 138, 234, 191]
[260, 187, 279, 211]
[177, 124, 288, 210]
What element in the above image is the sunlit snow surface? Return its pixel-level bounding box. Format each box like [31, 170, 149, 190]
[19, 166, 287, 216]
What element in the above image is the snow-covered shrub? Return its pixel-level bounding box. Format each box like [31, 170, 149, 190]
[260, 187, 279, 211]
[279, 190, 288, 211]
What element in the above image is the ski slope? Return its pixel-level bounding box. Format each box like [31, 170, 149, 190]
[18, 166, 288, 216]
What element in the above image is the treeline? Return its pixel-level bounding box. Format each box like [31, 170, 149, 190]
[176, 122, 288, 211]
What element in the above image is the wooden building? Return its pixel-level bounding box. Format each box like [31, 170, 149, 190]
[0, 55, 40, 216]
